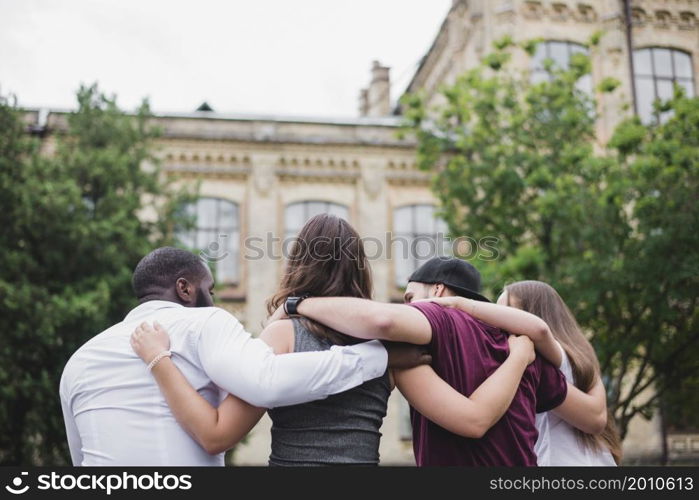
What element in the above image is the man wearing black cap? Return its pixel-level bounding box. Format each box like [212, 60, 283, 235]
[398, 257, 568, 465]
[285, 256, 568, 466]
[402, 255, 491, 303]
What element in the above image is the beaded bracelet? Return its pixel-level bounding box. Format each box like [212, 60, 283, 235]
[147, 350, 172, 372]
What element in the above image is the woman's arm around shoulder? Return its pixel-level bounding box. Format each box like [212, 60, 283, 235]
[419, 297, 563, 367]
[552, 376, 608, 435]
[131, 322, 266, 454]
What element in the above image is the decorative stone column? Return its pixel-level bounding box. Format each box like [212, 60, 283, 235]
[358, 157, 389, 303]
[244, 153, 279, 334]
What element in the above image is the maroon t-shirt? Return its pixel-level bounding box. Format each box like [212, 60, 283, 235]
[409, 302, 567, 466]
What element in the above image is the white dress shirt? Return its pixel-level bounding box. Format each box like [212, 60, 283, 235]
[59, 300, 387, 466]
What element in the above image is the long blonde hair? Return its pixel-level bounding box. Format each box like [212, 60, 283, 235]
[505, 280, 623, 464]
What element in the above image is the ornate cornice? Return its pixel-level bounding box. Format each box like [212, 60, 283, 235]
[276, 170, 360, 184]
[632, 5, 698, 30]
[386, 159, 430, 186]
[519, 1, 697, 30]
[163, 164, 251, 179]
[275, 155, 361, 184]
[522, 1, 598, 23]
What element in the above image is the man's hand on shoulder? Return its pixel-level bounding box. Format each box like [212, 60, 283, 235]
[382, 341, 432, 369]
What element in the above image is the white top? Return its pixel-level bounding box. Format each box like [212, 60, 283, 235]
[535, 342, 616, 466]
[59, 300, 387, 466]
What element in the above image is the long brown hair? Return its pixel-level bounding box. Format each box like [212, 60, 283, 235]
[267, 213, 372, 345]
[505, 280, 623, 464]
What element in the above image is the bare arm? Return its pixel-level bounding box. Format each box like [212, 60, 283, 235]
[394, 335, 535, 438]
[553, 377, 608, 435]
[296, 297, 433, 345]
[420, 297, 562, 367]
[130, 322, 270, 455]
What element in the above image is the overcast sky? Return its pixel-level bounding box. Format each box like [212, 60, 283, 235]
[1, 0, 451, 117]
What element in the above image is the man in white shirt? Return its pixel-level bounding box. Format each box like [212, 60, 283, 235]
[60, 247, 426, 466]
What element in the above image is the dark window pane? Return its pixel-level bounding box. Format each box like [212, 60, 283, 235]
[576, 74, 594, 96]
[673, 51, 693, 79]
[570, 43, 588, 56]
[634, 77, 655, 124]
[677, 78, 695, 98]
[633, 49, 653, 76]
[216, 250, 237, 284]
[529, 41, 590, 95]
[549, 41, 569, 69]
[657, 79, 674, 101]
[414, 205, 436, 233]
[197, 198, 216, 229]
[284, 203, 304, 234]
[327, 203, 348, 219]
[176, 198, 240, 284]
[652, 48, 673, 78]
[393, 204, 448, 287]
[532, 43, 548, 71]
[633, 48, 695, 123]
[531, 70, 550, 84]
[285, 201, 349, 237]
[394, 206, 412, 233]
[219, 202, 237, 229]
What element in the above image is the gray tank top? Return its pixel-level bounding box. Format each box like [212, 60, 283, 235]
[267, 319, 391, 466]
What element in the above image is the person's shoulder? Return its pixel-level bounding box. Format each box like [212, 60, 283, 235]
[193, 307, 249, 340]
[412, 301, 481, 324]
[535, 354, 561, 372]
[557, 343, 574, 379]
[409, 301, 453, 318]
[60, 332, 101, 397]
[260, 319, 295, 354]
[182, 305, 238, 325]
[63, 322, 118, 362]
[60, 350, 80, 396]
[534, 355, 567, 389]
[409, 301, 485, 340]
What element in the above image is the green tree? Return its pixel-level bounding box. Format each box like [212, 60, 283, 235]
[0, 84, 193, 464]
[602, 92, 699, 438]
[401, 37, 699, 441]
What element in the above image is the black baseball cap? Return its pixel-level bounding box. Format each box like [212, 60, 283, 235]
[408, 257, 490, 302]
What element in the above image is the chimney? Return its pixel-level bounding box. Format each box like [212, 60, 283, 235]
[359, 60, 391, 117]
[358, 88, 369, 116]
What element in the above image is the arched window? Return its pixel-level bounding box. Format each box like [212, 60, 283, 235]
[284, 201, 349, 239]
[633, 48, 695, 123]
[178, 197, 240, 284]
[393, 204, 449, 287]
[530, 40, 592, 95]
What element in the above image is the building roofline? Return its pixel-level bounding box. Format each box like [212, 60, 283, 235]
[402, 1, 459, 98]
[20, 107, 403, 128]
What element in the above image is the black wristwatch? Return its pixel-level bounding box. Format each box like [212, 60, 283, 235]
[284, 293, 311, 316]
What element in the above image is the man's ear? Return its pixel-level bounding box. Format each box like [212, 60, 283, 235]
[175, 277, 195, 305]
[433, 283, 445, 297]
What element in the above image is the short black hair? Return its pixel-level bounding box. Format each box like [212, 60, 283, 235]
[132, 247, 209, 300]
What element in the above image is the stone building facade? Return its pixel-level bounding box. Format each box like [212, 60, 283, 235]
[28, 0, 698, 464]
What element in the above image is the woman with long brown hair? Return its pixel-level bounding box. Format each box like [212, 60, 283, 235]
[128, 213, 542, 465]
[427, 280, 622, 465]
[503, 281, 622, 465]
